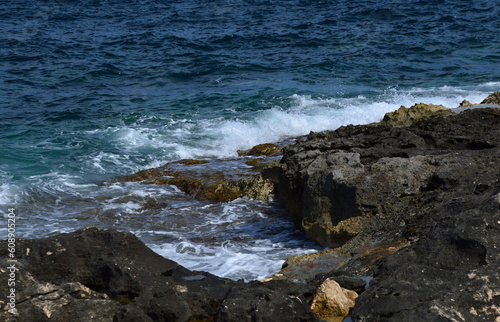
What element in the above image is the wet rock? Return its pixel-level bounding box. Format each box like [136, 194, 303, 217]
[248, 143, 282, 156]
[174, 159, 210, 166]
[310, 279, 358, 318]
[481, 90, 500, 105]
[120, 158, 276, 202]
[239, 143, 281, 156]
[0, 227, 319, 322]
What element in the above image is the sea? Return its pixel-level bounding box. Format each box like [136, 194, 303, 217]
[1, 0, 499, 281]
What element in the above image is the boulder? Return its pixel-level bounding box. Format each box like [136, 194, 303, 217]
[310, 279, 358, 318]
[458, 99, 473, 107]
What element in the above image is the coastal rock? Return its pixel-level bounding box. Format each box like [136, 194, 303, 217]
[0, 228, 319, 322]
[458, 99, 473, 107]
[481, 90, 500, 105]
[120, 158, 276, 202]
[310, 279, 358, 318]
[269, 104, 500, 320]
[238, 143, 281, 157]
[215, 283, 318, 321]
[351, 198, 500, 321]
[273, 107, 500, 247]
[381, 103, 452, 126]
[246, 143, 282, 156]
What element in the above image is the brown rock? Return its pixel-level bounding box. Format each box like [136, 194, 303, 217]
[174, 159, 210, 165]
[382, 103, 452, 126]
[480, 91, 500, 105]
[310, 279, 358, 318]
[119, 158, 275, 202]
[458, 99, 473, 107]
[247, 143, 281, 156]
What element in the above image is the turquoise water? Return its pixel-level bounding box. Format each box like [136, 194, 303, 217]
[1, 0, 499, 280]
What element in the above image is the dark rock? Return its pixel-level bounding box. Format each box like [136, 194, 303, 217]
[271, 108, 500, 248]
[352, 199, 500, 321]
[0, 227, 319, 321]
[266, 105, 500, 321]
[215, 283, 318, 322]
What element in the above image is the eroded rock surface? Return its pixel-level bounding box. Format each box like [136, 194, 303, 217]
[120, 157, 276, 202]
[272, 107, 500, 248]
[0, 228, 319, 322]
[267, 105, 500, 321]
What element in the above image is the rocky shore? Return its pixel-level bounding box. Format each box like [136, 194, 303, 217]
[2, 93, 499, 321]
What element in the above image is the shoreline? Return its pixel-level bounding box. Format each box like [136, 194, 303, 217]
[1, 92, 499, 321]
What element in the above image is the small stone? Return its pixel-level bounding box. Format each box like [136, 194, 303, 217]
[310, 278, 358, 318]
[458, 100, 473, 107]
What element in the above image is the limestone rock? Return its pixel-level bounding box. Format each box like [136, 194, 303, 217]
[310, 279, 358, 318]
[382, 103, 452, 126]
[240, 143, 282, 156]
[273, 107, 500, 247]
[119, 158, 276, 202]
[458, 99, 473, 107]
[481, 91, 500, 105]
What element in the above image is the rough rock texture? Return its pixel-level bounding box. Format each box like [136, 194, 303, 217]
[310, 279, 358, 318]
[481, 90, 500, 105]
[240, 143, 282, 156]
[271, 107, 500, 247]
[0, 227, 319, 322]
[382, 103, 452, 126]
[120, 157, 276, 202]
[267, 106, 500, 320]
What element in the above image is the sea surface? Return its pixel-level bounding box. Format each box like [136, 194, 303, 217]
[1, 0, 499, 281]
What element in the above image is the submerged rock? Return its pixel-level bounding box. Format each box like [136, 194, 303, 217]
[120, 158, 276, 202]
[238, 143, 282, 156]
[0, 227, 319, 322]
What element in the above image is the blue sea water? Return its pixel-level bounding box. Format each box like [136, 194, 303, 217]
[1, 0, 499, 280]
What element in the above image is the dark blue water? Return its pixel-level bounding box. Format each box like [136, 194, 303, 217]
[1, 0, 499, 280]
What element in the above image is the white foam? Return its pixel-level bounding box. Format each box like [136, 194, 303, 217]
[0, 183, 19, 207]
[151, 239, 319, 281]
[72, 84, 499, 168]
[151, 85, 498, 161]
